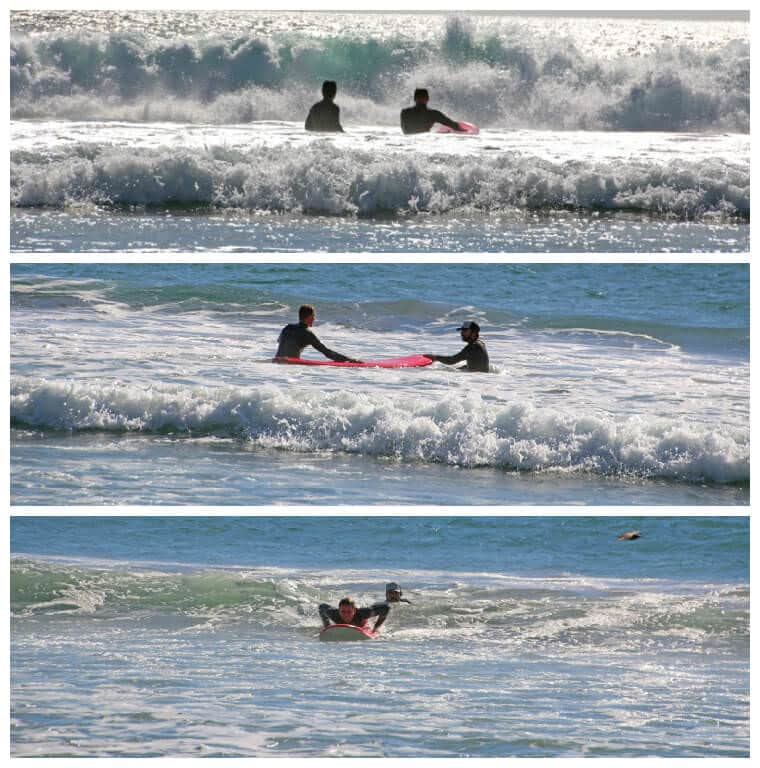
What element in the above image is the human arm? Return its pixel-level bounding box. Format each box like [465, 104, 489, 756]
[427, 345, 469, 366]
[366, 602, 390, 631]
[308, 330, 361, 363]
[318, 603, 338, 628]
[431, 109, 464, 132]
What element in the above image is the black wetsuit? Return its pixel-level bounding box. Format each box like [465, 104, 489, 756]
[318, 602, 390, 628]
[435, 339, 489, 372]
[400, 103, 462, 134]
[274, 322, 351, 362]
[305, 99, 344, 132]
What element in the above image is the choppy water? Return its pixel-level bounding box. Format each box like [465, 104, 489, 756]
[10, 263, 749, 505]
[10, 516, 750, 757]
[10, 11, 749, 252]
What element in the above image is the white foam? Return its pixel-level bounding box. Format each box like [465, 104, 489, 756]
[10, 377, 748, 484]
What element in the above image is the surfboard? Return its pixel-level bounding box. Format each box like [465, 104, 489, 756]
[436, 121, 480, 135]
[319, 624, 377, 641]
[274, 354, 432, 369]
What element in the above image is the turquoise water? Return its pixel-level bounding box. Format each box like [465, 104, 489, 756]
[11, 516, 750, 757]
[11, 263, 749, 505]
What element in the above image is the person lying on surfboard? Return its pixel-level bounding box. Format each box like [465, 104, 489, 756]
[424, 320, 490, 372]
[305, 80, 345, 133]
[319, 583, 409, 632]
[400, 88, 465, 134]
[273, 304, 361, 363]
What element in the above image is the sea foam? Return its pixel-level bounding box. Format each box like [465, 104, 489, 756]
[11, 143, 749, 219]
[11, 378, 749, 484]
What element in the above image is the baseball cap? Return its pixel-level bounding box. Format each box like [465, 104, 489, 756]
[385, 582, 402, 594]
[457, 321, 480, 333]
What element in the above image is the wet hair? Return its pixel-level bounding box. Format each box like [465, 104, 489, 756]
[414, 88, 429, 102]
[298, 304, 315, 322]
[338, 597, 356, 608]
[322, 80, 337, 99]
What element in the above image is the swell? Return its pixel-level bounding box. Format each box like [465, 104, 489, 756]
[10, 378, 749, 485]
[10, 16, 749, 132]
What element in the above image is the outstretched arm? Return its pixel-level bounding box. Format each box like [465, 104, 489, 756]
[308, 331, 361, 363]
[426, 346, 469, 366]
[432, 109, 465, 132]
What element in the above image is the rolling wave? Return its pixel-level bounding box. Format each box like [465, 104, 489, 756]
[11, 16, 749, 132]
[10, 378, 749, 484]
[10, 143, 749, 220]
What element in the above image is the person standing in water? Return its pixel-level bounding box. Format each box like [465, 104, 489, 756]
[274, 304, 360, 363]
[400, 88, 465, 134]
[305, 80, 345, 133]
[424, 321, 490, 372]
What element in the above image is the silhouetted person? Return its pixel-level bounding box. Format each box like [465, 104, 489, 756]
[400, 88, 464, 134]
[305, 81, 344, 133]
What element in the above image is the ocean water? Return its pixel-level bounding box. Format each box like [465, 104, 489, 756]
[10, 11, 749, 252]
[10, 263, 749, 505]
[10, 516, 750, 757]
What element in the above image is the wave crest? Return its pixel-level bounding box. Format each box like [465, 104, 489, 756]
[11, 378, 749, 484]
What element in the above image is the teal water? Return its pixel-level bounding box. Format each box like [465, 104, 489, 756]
[11, 516, 749, 757]
[11, 263, 749, 505]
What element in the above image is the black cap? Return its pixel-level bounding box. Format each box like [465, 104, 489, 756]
[457, 321, 480, 333]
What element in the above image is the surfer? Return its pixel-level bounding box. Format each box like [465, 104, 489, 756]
[319, 597, 390, 631]
[424, 321, 490, 372]
[305, 80, 344, 133]
[319, 583, 408, 632]
[400, 88, 465, 134]
[273, 304, 361, 363]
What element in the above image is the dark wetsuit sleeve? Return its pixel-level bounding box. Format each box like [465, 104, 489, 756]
[319, 603, 340, 627]
[368, 601, 391, 629]
[434, 344, 470, 366]
[307, 330, 351, 363]
[430, 109, 462, 131]
[305, 106, 315, 131]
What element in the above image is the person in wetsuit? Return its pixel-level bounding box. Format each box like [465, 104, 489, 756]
[319, 583, 408, 632]
[274, 304, 361, 363]
[424, 321, 490, 372]
[305, 80, 344, 133]
[400, 88, 464, 134]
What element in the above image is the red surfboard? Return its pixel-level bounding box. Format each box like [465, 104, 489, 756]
[436, 121, 480, 135]
[274, 354, 432, 369]
[318, 624, 377, 641]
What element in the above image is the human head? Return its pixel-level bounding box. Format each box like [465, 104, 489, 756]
[458, 320, 480, 341]
[299, 304, 315, 326]
[338, 597, 357, 622]
[322, 80, 337, 100]
[385, 582, 402, 602]
[413, 88, 429, 104]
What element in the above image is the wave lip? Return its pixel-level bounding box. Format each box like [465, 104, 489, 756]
[10, 378, 749, 485]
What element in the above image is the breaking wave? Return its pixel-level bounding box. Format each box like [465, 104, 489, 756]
[10, 143, 749, 220]
[10, 378, 749, 485]
[11, 16, 749, 132]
